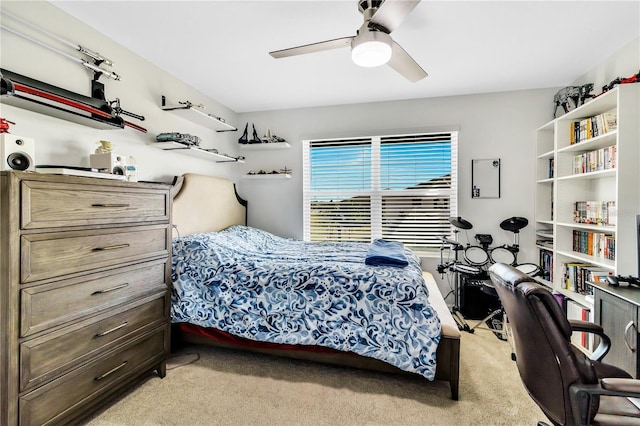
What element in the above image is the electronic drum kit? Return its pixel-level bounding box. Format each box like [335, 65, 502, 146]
[441, 216, 542, 277]
[438, 216, 545, 333]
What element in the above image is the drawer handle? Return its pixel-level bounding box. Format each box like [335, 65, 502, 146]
[91, 283, 129, 295]
[92, 243, 130, 252]
[94, 361, 128, 382]
[95, 321, 129, 338]
[624, 321, 637, 353]
[91, 203, 131, 208]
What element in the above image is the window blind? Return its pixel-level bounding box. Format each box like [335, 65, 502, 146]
[303, 131, 458, 252]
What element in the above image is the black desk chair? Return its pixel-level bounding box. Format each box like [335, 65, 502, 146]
[488, 263, 640, 426]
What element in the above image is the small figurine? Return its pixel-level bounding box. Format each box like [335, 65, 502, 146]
[602, 70, 640, 93]
[95, 140, 113, 154]
[263, 128, 273, 142]
[238, 123, 249, 144]
[553, 83, 594, 118]
[250, 124, 261, 144]
[0, 118, 14, 133]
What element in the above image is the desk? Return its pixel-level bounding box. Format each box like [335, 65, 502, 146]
[590, 281, 640, 378]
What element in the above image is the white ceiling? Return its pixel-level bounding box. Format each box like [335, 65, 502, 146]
[50, 1, 640, 113]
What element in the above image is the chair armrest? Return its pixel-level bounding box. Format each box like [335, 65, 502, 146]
[602, 378, 640, 393]
[568, 320, 611, 361]
[569, 382, 640, 426]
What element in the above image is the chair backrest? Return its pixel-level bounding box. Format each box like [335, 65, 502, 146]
[488, 263, 599, 426]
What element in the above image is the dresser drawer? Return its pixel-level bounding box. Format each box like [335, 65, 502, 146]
[19, 327, 167, 426]
[21, 296, 167, 392]
[21, 180, 169, 229]
[21, 260, 168, 336]
[21, 225, 170, 283]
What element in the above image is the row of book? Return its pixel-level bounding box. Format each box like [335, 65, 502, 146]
[548, 158, 554, 178]
[573, 200, 616, 226]
[572, 230, 615, 260]
[539, 249, 553, 282]
[561, 261, 613, 294]
[572, 145, 616, 174]
[569, 109, 617, 144]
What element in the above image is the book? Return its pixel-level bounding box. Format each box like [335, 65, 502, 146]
[573, 200, 615, 225]
[569, 109, 617, 144]
[603, 109, 617, 132]
[566, 300, 593, 353]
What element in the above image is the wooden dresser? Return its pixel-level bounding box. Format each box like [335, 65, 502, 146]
[0, 171, 172, 425]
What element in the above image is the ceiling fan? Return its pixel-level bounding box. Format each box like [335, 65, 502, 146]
[269, 0, 427, 82]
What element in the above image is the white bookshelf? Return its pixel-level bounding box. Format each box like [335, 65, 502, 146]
[533, 84, 640, 307]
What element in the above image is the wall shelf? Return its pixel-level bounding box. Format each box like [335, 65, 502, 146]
[242, 174, 291, 180]
[239, 142, 291, 150]
[1, 68, 125, 131]
[151, 142, 243, 163]
[160, 96, 236, 132]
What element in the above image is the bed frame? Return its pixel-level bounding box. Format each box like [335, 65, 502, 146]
[170, 173, 461, 400]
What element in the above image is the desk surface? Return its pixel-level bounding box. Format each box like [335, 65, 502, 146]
[590, 281, 640, 307]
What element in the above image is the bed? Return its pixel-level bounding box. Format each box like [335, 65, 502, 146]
[170, 173, 461, 399]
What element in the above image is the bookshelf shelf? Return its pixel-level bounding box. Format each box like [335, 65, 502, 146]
[533, 84, 639, 307]
[555, 250, 615, 270]
[556, 222, 616, 233]
[557, 169, 616, 181]
[557, 130, 617, 154]
[537, 149, 555, 160]
[555, 287, 592, 309]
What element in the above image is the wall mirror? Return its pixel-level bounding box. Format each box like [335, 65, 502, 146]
[472, 158, 501, 198]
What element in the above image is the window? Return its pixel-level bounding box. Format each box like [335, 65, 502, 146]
[303, 131, 458, 253]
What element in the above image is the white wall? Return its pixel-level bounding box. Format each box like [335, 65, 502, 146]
[2, 1, 636, 304]
[0, 1, 241, 184]
[571, 37, 639, 92]
[236, 88, 557, 299]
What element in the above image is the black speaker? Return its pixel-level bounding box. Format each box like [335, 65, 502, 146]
[460, 277, 501, 320]
[0, 134, 35, 172]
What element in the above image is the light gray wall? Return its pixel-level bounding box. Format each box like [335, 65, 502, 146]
[0, 1, 241, 184]
[571, 37, 639, 91]
[236, 36, 639, 301]
[2, 1, 636, 304]
[236, 89, 556, 298]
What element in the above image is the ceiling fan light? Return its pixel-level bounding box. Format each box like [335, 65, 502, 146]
[351, 31, 392, 68]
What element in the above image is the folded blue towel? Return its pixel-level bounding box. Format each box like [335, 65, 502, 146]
[365, 239, 409, 268]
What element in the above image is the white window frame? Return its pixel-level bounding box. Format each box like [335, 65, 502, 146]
[303, 130, 458, 254]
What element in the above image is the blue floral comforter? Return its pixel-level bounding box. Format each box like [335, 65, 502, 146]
[171, 226, 441, 380]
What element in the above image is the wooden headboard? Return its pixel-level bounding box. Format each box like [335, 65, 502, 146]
[171, 173, 247, 237]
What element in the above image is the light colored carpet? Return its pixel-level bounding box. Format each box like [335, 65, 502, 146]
[83, 328, 545, 425]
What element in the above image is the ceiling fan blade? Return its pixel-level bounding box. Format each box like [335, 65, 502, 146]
[387, 41, 427, 82]
[269, 37, 353, 59]
[369, 0, 421, 33]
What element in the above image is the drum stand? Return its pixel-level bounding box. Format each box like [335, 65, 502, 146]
[499, 216, 529, 265]
[469, 297, 508, 340]
[468, 217, 529, 346]
[438, 219, 474, 333]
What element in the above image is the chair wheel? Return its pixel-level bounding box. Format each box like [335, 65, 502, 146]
[511, 353, 517, 361]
